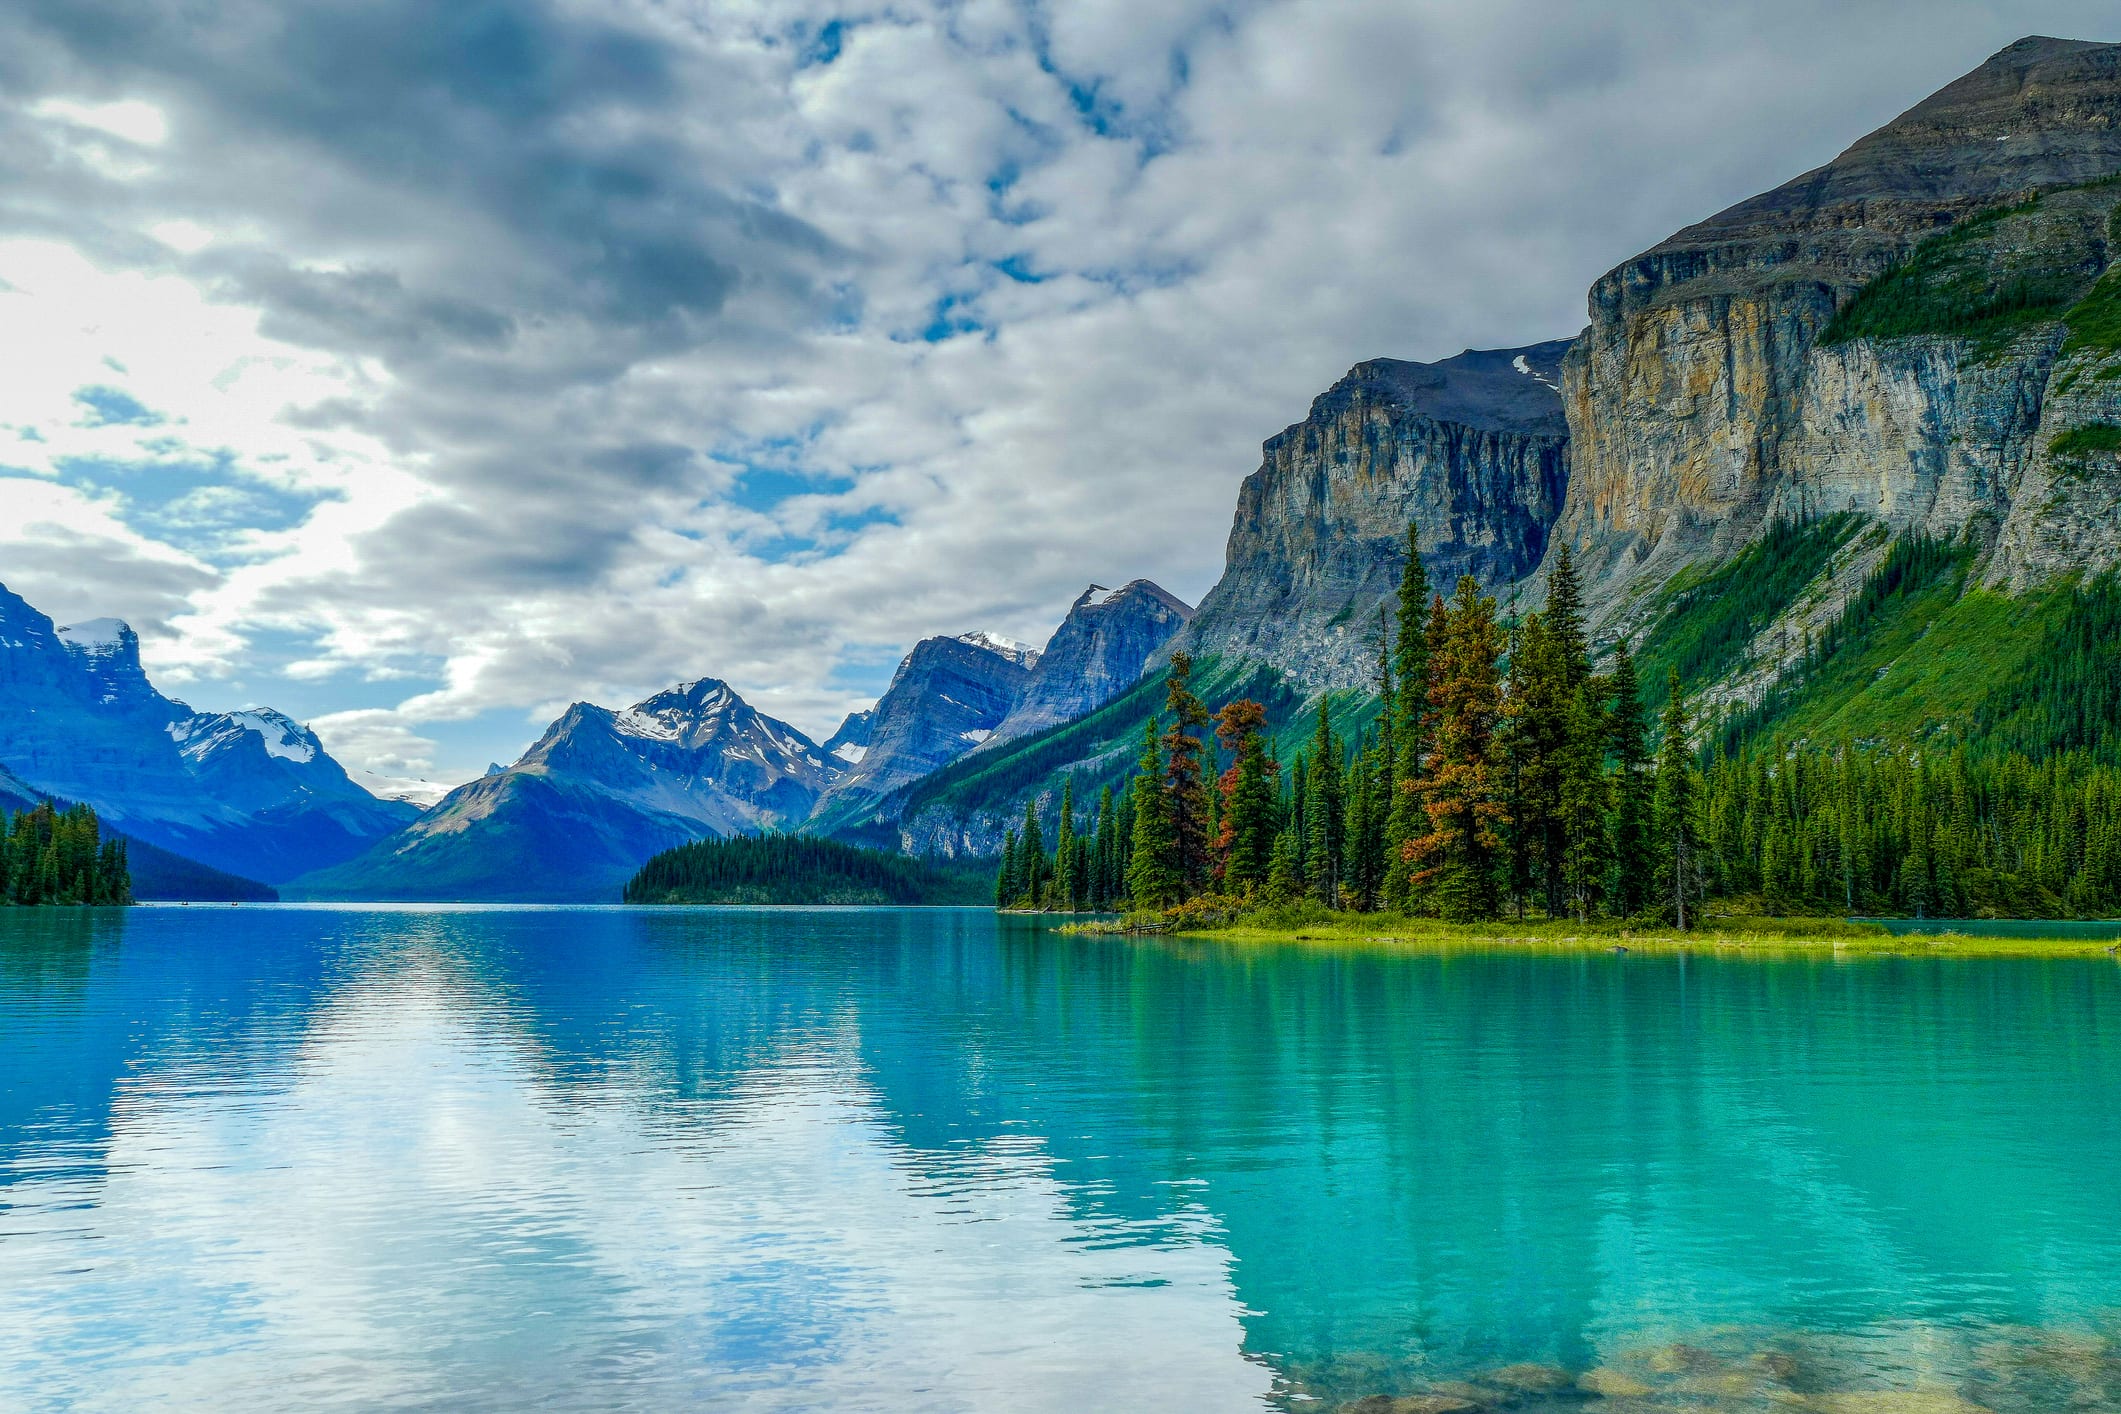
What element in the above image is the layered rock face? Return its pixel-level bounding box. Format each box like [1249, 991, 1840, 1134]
[1554, 36, 2121, 623]
[293, 677, 840, 901]
[977, 580, 1192, 751]
[1181, 342, 1572, 688]
[0, 582, 415, 882]
[806, 633, 1036, 834]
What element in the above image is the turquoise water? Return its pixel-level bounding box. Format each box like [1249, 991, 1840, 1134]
[5, 907, 2121, 1412]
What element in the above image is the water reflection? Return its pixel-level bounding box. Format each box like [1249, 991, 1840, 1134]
[3, 907, 2121, 1411]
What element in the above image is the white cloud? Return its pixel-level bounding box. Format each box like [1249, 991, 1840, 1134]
[0, 0, 2112, 785]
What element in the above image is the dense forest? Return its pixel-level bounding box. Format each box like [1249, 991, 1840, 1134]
[627, 834, 991, 906]
[998, 523, 2121, 924]
[2, 801, 132, 907]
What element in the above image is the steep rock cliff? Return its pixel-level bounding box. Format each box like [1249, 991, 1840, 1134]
[1553, 36, 2121, 626]
[1180, 342, 1571, 689]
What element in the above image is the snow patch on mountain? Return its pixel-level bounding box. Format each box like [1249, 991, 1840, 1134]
[956, 630, 1040, 668]
[56, 618, 129, 653]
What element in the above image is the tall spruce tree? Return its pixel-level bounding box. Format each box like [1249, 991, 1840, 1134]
[1546, 541, 1590, 688]
[1214, 699, 1275, 896]
[996, 827, 1019, 908]
[1606, 640, 1654, 917]
[1020, 799, 1048, 908]
[1128, 717, 1178, 909]
[1162, 652, 1214, 898]
[1558, 682, 1611, 921]
[1303, 699, 1344, 904]
[1383, 526, 1433, 911]
[1410, 577, 1505, 921]
[1655, 668, 1704, 929]
[1053, 780, 1078, 910]
[1091, 786, 1117, 909]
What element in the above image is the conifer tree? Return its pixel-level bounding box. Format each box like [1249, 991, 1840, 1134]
[1303, 699, 1344, 904]
[1383, 526, 1433, 910]
[996, 827, 1019, 908]
[1128, 718, 1178, 909]
[1606, 640, 1654, 917]
[1161, 652, 1213, 898]
[1410, 577, 1506, 921]
[1265, 827, 1302, 904]
[1020, 799, 1047, 907]
[1655, 668, 1703, 928]
[1558, 682, 1611, 921]
[1546, 541, 1590, 689]
[1214, 699, 1275, 896]
[1090, 786, 1117, 910]
[1053, 780, 1078, 910]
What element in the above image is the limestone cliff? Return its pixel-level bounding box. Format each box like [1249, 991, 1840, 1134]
[1553, 36, 2121, 628]
[1180, 342, 1571, 689]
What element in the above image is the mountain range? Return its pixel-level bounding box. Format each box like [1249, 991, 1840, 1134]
[12, 35, 2121, 901]
[0, 583, 414, 891]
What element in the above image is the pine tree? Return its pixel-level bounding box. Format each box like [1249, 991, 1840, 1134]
[1265, 827, 1303, 905]
[996, 827, 1019, 908]
[1214, 699, 1275, 896]
[1410, 577, 1506, 921]
[1558, 682, 1611, 921]
[1383, 525, 1433, 911]
[1503, 611, 1570, 916]
[1606, 640, 1654, 917]
[1128, 717, 1179, 909]
[1546, 541, 1590, 689]
[1161, 652, 1213, 899]
[1020, 799, 1048, 908]
[1053, 780, 1078, 911]
[1303, 699, 1344, 904]
[1655, 668, 1704, 929]
[1090, 786, 1117, 910]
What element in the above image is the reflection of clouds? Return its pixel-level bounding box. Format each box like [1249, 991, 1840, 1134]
[0, 950, 1268, 1412]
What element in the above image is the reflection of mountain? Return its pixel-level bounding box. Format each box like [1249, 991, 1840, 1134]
[11, 910, 2121, 1409]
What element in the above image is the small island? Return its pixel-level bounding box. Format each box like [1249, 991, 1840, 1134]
[624, 834, 991, 906]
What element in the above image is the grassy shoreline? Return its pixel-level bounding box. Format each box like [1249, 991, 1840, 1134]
[1067, 910, 2121, 958]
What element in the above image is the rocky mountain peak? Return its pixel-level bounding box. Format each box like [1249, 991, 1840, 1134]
[1179, 338, 1573, 690]
[978, 579, 1194, 751]
[954, 630, 1040, 669]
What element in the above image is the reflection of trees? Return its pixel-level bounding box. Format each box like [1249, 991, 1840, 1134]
[12, 907, 2121, 1408]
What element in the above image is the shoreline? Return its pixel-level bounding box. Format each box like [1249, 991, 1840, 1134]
[1134, 914, 2121, 959]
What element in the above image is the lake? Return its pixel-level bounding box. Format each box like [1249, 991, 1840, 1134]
[5, 906, 2121, 1412]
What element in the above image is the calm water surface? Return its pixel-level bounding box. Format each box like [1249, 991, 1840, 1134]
[4, 906, 2121, 1412]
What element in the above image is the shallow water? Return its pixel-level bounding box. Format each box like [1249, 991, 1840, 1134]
[4, 905, 2121, 1411]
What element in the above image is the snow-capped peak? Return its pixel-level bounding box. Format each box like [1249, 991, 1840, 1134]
[616, 678, 739, 741]
[166, 707, 321, 765]
[56, 617, 132, 653]
[957, 630, 1039, 668]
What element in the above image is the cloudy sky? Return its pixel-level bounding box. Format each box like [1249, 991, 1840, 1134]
[1, 0, 2111, 790]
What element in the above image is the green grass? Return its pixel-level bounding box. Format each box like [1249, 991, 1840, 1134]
[1133, 909, 2121, 958]
[2050, 422, 2121, 457]
[1822, 183, 2121, 359]
[1633, 515, 1860, 708]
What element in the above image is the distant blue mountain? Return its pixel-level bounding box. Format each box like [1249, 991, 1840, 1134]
[0, 582, 416, 883]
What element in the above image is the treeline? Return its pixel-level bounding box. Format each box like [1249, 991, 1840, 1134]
[626, 833, 989, 906]
[2, 801, 133, 907]
[1000, 523, 2121, 924]
[999, 534, 1705, 924]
